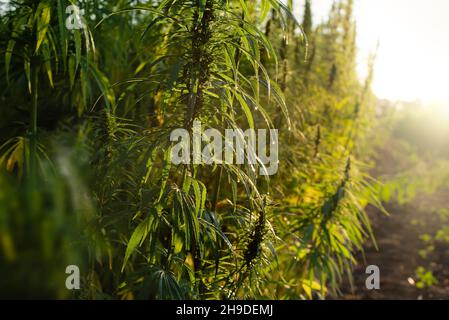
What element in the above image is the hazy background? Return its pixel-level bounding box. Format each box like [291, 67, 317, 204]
[295, 0, 449, 104]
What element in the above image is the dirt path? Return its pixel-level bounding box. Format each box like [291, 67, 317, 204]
[339, 193, 449, 300]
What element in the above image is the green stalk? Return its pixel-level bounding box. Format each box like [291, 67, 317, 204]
[212, 6, 243, 212]
[30, 62, 39, 181]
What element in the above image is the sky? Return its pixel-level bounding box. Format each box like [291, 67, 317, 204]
[295, 0, 449, 104]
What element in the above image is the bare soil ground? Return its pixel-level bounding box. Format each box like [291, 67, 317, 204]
[339, 191, 449, 300]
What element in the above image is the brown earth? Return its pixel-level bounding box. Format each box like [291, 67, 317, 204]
[339, 191, 449, 300]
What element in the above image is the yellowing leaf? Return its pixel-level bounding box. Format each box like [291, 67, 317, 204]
[35, 3, 51, 53]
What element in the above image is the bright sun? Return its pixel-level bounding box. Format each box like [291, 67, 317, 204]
[354, 0, 449, 104]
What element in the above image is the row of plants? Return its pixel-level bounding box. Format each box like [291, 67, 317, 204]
[0, 0, 383, 299]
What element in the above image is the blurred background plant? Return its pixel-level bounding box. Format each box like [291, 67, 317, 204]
[337, 99, 449, 299]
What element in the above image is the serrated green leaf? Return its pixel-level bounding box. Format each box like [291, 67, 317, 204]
[122, 216, 153, 272]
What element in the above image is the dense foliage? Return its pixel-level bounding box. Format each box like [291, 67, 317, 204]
[0, 0, 383, 299]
